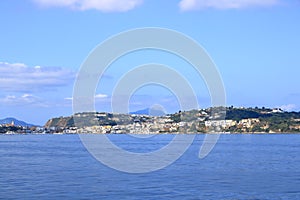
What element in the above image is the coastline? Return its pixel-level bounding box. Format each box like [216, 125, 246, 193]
[1, 131, 300, 135]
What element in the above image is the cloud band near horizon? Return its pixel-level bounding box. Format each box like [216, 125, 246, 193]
[32, 0, 284, 12]
[32, 0, 143, 12]
[0, 62, 75, 93]
[179, 0, 280, 11]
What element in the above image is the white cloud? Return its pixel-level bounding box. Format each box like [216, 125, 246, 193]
[0, 93, 74, 108]
[95, 93, 108, 98]
[64, 97, 73, 100]
[65, 93, 109, 100]
[0, 62, 75, 92]
[0, 94, 44, 106]
[32, 0, 143, 12]
[179, 0, 279, 11]
[279, 104, 297, 112]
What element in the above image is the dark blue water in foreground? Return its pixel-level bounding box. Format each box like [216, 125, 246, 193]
[0, 134, 299, 200]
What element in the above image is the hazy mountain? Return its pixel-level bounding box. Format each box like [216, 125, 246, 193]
[130, 107, 166, 116]
[0, 117, 37, 127]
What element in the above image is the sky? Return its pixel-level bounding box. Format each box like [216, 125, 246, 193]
[0, 0, 300, 125]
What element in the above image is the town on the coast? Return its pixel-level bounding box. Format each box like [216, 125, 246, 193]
[1, 107, 300, 134]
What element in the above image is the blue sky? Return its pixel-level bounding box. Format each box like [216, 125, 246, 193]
[0, 0, 300, 125]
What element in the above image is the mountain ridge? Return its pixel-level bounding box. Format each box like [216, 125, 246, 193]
[0, 117, 37, 127]
[129, 107, 166, 116]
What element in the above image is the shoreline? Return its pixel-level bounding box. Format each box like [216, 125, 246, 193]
[1, 132, 300, 135]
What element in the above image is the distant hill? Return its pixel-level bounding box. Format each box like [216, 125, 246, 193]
[44, 107, 300, 133]
[130, 107, 166, 116]
[0, 117, 37, 127]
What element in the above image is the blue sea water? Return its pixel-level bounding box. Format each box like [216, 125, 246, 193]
[0, 134, 299, 200]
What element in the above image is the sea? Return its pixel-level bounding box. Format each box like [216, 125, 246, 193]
[0, 134, 299, 200]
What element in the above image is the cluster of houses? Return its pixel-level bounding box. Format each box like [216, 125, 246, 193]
[0, 120, 56, 134]
[59, 109, 262, 134]
[58, 118, 264, 134]
[204, 118, 262, 132]
[63, 115, 186, 134]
